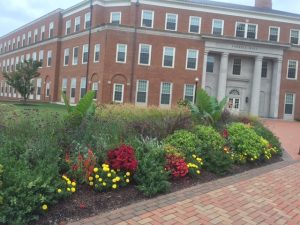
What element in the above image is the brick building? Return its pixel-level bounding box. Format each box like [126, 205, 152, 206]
[0, 0, 299, 120]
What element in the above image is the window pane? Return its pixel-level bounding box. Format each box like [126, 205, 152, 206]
[111, 12, 121, 24]
[288, 61, 297, 79]
[187, 50, 197, 69]
[184, 84, 194, 102]
[142, 11, 153, 28]
[261, 60, 268, 78]
[206, 56, 214, 73]
[139, 45, 150, 64]
[233, 58, 241, 75]
[166, 14, 177, 30]
[269, 27, 278, 41]
[236, 23, 245, 37]
[291, 30, 299, 44]
[114, 84, 123, 102]
[163, 47, 174, 67]
[190, 17, 200, 33]
[137, 80, 147, 103]
[213, 20, 223, 35]
[247, 25, 256, 39]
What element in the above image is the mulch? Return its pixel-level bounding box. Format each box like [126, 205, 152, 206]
[31, 156, 282, 225]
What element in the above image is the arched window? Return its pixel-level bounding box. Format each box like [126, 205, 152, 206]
[229, 89, 240, 96]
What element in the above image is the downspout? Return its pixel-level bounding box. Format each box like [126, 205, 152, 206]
[85, 0, 93, 92]
[129, 0, 139, 103]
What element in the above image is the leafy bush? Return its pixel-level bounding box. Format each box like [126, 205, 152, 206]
[0, 164, 3, 205]
[193, 125, 232, 175]
[107, 145, 138, 172]
[186, 155, 203, 177]
[132, 138, 170, 197]
[165, 155, 189, 178]
[227, 123, 269, 163]
[163, 130, 197, 156]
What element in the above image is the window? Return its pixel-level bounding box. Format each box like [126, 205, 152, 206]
[285, 93, 295, 115]
[141, 10, 154, 28]
[41, 25, 45, 41]
[64, 48, 69, 66]
[116, 44, 127, 63]
[162, 47, 175, 68]
[39, 50, 44, 66]
[94, 44, 100, 62]
[261, 60, 268, 78]
[92, 82, 98, 100]
[269, 27, 279, 42]
[236, 22, 257, 39]
[74, 17, 81, 32]
[136, 80, 148, 104]
[62, 78, 67, 96]
[290, 29, 300, 45]
[26, 53, 30, 61]
[12, 39, 15, 49]
[80, 77, 86, 98]
[17, 36, 20, 48]
[110, 12, 121, 25]
[70, 78, 76, 103]
[49, 22, 54, 38]
[287, 60, 298, 79]
[15, 57, 19, 70]
[0, 44, 2, 53]
[212, 19, 224, 35]
[36, 78, 42, 97]
[6, 59, 10, 72]
[184, 84, 195, 102]
[189, 16, 201, 33]
[232, 58, 241, 75]
[113, 83, 124, 103]
[138, 44, 151, 65]
[66, 20, 71, 35]
[45, 82, 50, 97]
[160, 82, 172, 106]
[82, 44, 89, 64]
[73, 47, 79, 65]
[28, 31, 32, 44]
[10, 58, 14, 71]
[165, 13, 178, 31]
[22, 34, 26, 46]
[34, 29, 38, 43]
[186, 49, 198, 70]
[8, 41, 11, 51]
[85, 12, 91, 29]
[47, 50, 52, 67]
[206, 56, 215, 73]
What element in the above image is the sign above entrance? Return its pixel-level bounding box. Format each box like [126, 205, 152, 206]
[231, 44, 258, 51]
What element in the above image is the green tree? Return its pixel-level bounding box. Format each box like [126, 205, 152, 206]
[3, 59, 41, 104]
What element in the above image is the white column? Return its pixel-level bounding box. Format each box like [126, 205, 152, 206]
[201, 51, 208, 89]
[269, 58, 283, 118]
[217, 52, 229, 101]
[250, 55, 263, 116]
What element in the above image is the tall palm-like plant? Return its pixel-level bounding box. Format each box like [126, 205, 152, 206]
[189, 89, 227, 126]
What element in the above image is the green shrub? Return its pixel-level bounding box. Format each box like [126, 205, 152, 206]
[0, 164, 3, 205]
[252, 121, 282, 155]
[163, 130, 197, 156]
[131, 138, 170, 197]
[193, 125, 232, 175]
[227, 123, 268, 163]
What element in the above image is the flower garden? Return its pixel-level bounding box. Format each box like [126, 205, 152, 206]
[0, 90, 282, 225]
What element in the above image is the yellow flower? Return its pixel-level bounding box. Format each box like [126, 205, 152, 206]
[103, 167, 110, 172]
[126, 179, 130, 183]
[71, 187, 76, 193]
[95, 175, 100, 179]
[112, 178, 117, 183]
[107, 173, 112, 177]
[196, 170, 201, 174]
[42, 204, 48, 210]
[67, 180, 71, 185]
[89, 182, 94, 186]
[102, 182, 107, 186]
[115, 176, 120, 182]
[67, 188, 71, 192]
[126, 172, 131, 176]
[71, 182, 76, 187]
[111, 169, 116, 173]
[88, 176, 93, 181]
[98, 178, 103, 182]
[62, 175, 68, 180]
[112, 184, 117, 189]
[102, 164, 109, 168]
[57, 189, 62, 193]
[93, 167, 99, 173]
[192, 155, 196, 158]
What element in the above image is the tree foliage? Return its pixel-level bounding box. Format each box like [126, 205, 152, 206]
[3, 59, 42, 103]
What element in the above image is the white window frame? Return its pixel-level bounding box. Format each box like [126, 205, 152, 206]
[84, 12, 91, 29]
[235, 22, 258, 39]
[162, 47, 176, 68]
[36, 78, 42, 100]
[110, 12, 122, 24]
[74, 16, 81, 32]
[45, 81, 50, 97]
[22, 34, 26, 47]
[135, 80, 149, 105]
[61, 78, 67, 102]
[269, 26, 280, 42]
[72, 46, 79, 65]
[165, 13, 178, 31]
[64, 48, 70, 66]
[185, 49, 199, 71]
[159, 82, 173, 107]
[284, 93, 296, 117]
[183, 84, 196, 103]
[65, 20, 71, 35]
[34, 29, 38, 43]
[80, 77, 87, 99]
[39, 50, 43, 66]
[189, 16, 201, 34]
[141, 10, 154, 28]
[94, 44, 100, 63]
[116, 44, 127, 63]
[287, 60, 298, 80]
[49, 22, 54, 38]
[27, 31, 32, 44]
[92, 82, 99, 100]
[47, 50, 52, 67]
[82, 44, 89, 64]
[290, 29, 300, 45]
[40, 25, 45, 41]
[113, 83, 124, 103]
[212, 19, 224, 35]
[138, 44, 152, 66]
[70, 78, 77, 103]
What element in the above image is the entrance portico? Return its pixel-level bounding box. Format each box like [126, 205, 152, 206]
[202, 36, 288, 118]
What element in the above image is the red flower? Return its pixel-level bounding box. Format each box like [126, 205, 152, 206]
[107, 145, 138, 172]
[222, 129, 229, 139]
[165, 154, 188, 178]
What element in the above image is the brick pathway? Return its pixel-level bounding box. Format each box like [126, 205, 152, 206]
[69, 161, 300, 225]
[263, 119, 300, 160]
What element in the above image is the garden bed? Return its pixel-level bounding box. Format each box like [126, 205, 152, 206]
[32, 155, 282, 225]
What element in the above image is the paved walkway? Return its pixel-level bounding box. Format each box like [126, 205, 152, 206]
[264, 119, 300, 160]
[69, 161, 300, 225]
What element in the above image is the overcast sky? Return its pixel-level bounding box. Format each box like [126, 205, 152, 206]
[0, 0, 299, 37]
